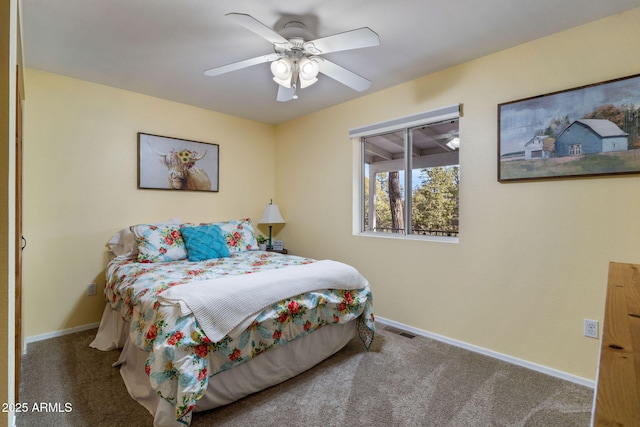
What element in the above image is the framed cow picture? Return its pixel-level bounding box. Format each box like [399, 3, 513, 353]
[498, 73, 640, 182]
[138, 133, 219, 192]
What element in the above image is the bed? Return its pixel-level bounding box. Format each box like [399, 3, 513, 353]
[91, 218, 375, 426]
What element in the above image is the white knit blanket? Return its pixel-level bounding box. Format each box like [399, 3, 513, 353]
[157, 260, 368, 343]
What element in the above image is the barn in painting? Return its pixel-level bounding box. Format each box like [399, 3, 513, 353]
[554, 119, 628, 157]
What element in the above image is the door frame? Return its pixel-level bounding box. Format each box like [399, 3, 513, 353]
[14, 63, 23, 401]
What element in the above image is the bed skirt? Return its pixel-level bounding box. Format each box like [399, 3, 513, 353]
[91, 305, 357, 426]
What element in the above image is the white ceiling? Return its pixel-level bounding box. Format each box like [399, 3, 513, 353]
[21, 0, 640, 125]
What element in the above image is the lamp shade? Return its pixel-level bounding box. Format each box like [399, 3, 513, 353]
[259, 201, 285, 225]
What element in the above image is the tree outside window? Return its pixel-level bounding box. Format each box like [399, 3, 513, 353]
[362, 118, 459, 238]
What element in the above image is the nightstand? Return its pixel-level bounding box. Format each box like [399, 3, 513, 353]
[267, 249, 288, 254]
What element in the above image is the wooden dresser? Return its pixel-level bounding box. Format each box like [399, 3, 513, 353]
[592, 262, 640, 426]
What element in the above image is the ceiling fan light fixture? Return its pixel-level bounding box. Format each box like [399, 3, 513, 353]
[203, 13, 381, 102]
[273, 60, 289, 75]
[271, 58, 293, 87]
[299, 57, 319, 78]
[273, 76, 292, 88]
[299, 76, 318, 89]
[298, 57, 320, 89]
[298, 57, 320, 88]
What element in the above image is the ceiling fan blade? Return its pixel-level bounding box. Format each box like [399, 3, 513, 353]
[276, 85, 296, 102]
[226, 13, 292, 49]
[317, 59, 372, 92]
[204, 53, 281, 77]
[303, 27, 379, 55]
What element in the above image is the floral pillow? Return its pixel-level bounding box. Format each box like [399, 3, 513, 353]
[180, 224, 230, 261]
[210, 218, 258, 252]
[107, 218, 180, 258]
[130, 223, 188, 263]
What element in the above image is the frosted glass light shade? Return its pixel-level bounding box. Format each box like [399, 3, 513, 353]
[299, 57, 319, 89]
[271, 58, 293, 88]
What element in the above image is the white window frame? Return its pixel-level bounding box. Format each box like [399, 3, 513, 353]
[350, 104, 461, 243]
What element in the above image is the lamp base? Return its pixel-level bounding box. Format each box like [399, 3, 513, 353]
[267, 225, 273, 250]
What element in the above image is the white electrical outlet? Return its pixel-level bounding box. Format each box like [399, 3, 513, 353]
[87, 283, 97, 296]
[584, 319, 599, 338]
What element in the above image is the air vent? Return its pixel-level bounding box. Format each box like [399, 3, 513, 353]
[384, 326, 416, 339]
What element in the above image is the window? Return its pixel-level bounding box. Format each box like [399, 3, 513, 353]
[350, 105, 461, 240]
[569, 144, 582, 155]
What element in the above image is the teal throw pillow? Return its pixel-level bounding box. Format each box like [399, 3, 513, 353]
[180, 224, 230, 261]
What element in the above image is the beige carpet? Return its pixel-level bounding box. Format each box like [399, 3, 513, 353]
[18, 324, 594, 426]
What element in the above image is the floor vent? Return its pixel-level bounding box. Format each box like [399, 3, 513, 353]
[383, 326, 416, 339]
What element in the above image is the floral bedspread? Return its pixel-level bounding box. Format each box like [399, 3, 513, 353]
[105, 251, 374, 425]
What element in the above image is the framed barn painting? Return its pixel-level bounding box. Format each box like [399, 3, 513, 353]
[498, 73, 640, 182]
[138, 133, 219, 192]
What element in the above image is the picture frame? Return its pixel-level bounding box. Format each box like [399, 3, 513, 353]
[138, 133, 219, 192]
[498, 74, 640, 182]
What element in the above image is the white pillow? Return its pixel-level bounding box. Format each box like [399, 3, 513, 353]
[107, 218, 180, 257]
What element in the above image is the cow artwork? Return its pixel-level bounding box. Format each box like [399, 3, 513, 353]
[138, 133, 219, 192]
[152, 145, 212, 190]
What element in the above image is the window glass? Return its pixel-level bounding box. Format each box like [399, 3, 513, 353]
[363, 130, 406, 234]
[362, 118, 459, 238]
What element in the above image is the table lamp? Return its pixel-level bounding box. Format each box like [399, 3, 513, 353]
[259, 199, 285, 250]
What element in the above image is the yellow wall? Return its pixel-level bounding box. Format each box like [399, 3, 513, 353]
[23, 69, 276, 337]
[275, 8, 640, 380]
[21, 8, 640, 384]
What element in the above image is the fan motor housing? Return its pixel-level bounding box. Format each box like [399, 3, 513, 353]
[278, 21, 315, 41]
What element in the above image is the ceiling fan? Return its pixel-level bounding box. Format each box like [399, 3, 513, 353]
[204, 13, 380, 102]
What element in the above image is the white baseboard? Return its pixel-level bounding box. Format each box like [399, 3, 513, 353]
[23, 322, 100, 355]
[22, 318, 595, 388]
[375, 316, 595, 389]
